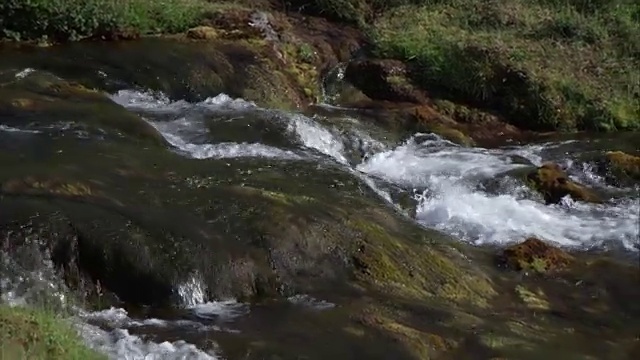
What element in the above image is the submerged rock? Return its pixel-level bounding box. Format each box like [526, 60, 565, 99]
[526, 163, 602, 204]
[497, 238, 574, 274]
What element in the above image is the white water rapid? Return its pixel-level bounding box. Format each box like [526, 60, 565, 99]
[111, 90, 639, 253]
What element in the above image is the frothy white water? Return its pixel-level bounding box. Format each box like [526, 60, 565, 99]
[15, 68, 36, 79]
[0, 124, 41, 134]
[160, 126, 300, 160]
[287, 294, 336, 310]
[78, 322, 220, 360]
[76, 296, 248, 359]
[110, 90, 369, 164]
[112, 90, 299, 160]
[358, 135, 639, 250]
[286, 113, 349, 164]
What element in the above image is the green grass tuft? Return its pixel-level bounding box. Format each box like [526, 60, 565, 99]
[368, 0, 640, 131]
[0, 304, 105, 359]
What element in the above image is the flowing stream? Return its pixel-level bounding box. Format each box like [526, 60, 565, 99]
[1, 71, 639, 359]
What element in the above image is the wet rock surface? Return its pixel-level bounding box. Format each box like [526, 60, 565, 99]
[526, 163, 602, 204]
[497, 238, 574, 274]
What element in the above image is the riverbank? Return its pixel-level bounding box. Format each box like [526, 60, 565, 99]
[2, 0, 638, 135]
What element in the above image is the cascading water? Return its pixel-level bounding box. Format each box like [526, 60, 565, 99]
[2, 80, 639, 359]
[111, 89, 640, 252]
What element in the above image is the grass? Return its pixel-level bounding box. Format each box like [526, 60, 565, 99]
[0, 0, 249, 42]
[367, 0, 640, 131]
[0, 304, 105, 359]
[288, 0, 639, 131]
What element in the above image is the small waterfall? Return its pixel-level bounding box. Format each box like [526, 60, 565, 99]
[320, 62, 348, 104]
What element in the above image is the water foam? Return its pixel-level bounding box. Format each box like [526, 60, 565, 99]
[78, 322, 220, 360]
[358, 135, 639, 250]
[0, 124, 41, 134]
[112, 90, 299, 160]
[286, 113, 349, 164]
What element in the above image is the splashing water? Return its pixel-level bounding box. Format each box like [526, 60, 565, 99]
[110, 90, 639, 252]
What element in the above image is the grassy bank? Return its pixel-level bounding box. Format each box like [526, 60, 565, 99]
[0, 304, 105, 359]
[294, 0, 639, 131]
[0, 0, 249, 42]
[2, 0, 637, 131]
[370, 0, 640, 131]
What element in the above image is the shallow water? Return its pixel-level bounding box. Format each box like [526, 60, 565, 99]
[1, 71, 639, 358]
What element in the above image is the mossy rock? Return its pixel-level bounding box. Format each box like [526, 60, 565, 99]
[526, 163, 601, 204]
[497, 237, 574, 274]
[598, 151, 640, 187]
[0, 70, 166, 146]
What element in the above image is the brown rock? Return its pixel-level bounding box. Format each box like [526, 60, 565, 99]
[497, 237, 574, 274]
[527, 163, 602, 204]
[599, 151, 640, 186]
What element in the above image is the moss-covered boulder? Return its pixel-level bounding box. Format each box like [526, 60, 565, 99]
[598, 151, 640, 187]
[0, 124, 495, 310]
[0, 70, 166, 146]
[526, 163, 602, 204]
[497, 237, 574, 274]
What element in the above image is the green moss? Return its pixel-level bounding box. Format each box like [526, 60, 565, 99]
[515, 285, 550, 310]
[526, 163, 601, 204]
[0, 305, 105, 359]
[369, 0, 640, 132]
[359, 307, 451, 359]
[231, 186, 317, 206]
[527, 257, 549, 273]
[280, 42, 322, 103]
[349, 218, 496, 308]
